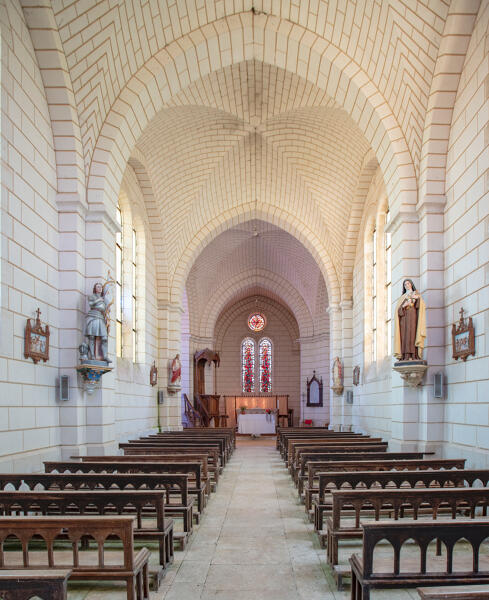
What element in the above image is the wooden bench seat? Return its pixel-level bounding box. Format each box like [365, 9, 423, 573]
[291, 451, 429, 485]
[121, 442, 225, 469]
[0, 515, 150, 600]
[72, 453, 214, 490]
[302, 458, 466, 509]
[0, 569, 71, 600]
[287, 440, 387, 468]
[45, 460, 207, 514]
[326, 486, 489, 573]
[417, 585, 489, 599]
[0, 472, 194, 547]
[350, 520, 489, 600]
[0, 489, 173, 587]
[315, 467, 487, 536]
[121, 447, 221, 482]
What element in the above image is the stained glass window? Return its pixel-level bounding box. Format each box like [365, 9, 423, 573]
[248, 313, 265, 332]
[259, 338, 272, 392]
[242, 338, 255, 392]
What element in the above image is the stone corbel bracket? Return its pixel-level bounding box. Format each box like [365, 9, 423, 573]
[393, 361, 428, 387]
[167, 384, 182, 396]
[331, 384, 344, 396]
[77, 364, 113, 395]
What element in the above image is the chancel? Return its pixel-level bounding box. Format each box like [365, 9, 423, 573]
[1, 1, 489, 598]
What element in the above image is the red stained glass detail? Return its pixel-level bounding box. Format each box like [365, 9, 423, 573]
[259, 338, 272, 392]
[242, 338, 255, 392]
[248, 313, 265, 332]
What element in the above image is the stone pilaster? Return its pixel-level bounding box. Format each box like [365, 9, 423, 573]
[157, 301, 184, 430]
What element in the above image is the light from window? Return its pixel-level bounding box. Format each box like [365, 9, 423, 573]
[259, 338, 272, 392]
[132, 227, 137, 363]
[372, 228, 377, 362]
[242, 338, 255, 392]
[115, 204, 123, 357]
[385, 211, 392, 355]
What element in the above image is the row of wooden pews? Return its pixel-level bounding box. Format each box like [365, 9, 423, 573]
[277, 426, 489, 599]
[0, 427, 234, 600]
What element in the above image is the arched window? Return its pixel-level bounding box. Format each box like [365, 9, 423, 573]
[115, 203, 123, 357]
[372, 227, 377, 362]
[385, 211, 392, 355]
[242, 338, 255, 392]
[131, 226, 137, 363]
[259, 338, 272, 392]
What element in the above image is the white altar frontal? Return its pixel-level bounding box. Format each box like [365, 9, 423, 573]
[237, 412, 276, 435]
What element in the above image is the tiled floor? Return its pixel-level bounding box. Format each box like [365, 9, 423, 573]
[68, 437, 424, 599]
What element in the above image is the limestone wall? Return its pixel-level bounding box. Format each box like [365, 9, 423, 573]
[0, 1, 60, 471]
[442, 5, 489, 468]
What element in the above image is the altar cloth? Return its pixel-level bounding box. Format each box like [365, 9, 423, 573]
[237, 412, 276, 434]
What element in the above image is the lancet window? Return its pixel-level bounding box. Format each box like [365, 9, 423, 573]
[115, 203, 123, 358]
[242, 338, 255, 392]
[259, 338, 272, 392]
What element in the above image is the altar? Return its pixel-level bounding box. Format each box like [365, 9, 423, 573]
[224, 395, 289, 429]
[237, 411, 276, 435]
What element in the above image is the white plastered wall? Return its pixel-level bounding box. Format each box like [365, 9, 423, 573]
[0, 1, 60, 471]
[442, 5, 489, 468]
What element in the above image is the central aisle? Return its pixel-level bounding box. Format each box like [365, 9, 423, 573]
[160, 437, 337, 599]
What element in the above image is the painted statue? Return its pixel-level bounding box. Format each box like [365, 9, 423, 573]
[394, 279, 426, 361]
[170, 354, 181, 385]
[84, 282, 112, 363]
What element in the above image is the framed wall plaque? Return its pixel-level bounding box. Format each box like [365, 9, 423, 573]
[24, 308, 50, 364]
[150, 361, 158, 386]
[353, 365, 360, 386]
[306, 371, 323, 407]
[452, 308, 475, 362]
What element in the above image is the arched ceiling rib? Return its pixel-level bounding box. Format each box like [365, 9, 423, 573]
[135, 62, 370, 287]
[186, 220, 326, 339]
[51, 1, 450, 177]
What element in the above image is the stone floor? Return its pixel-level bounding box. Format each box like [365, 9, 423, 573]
[67, 437, 432, 599]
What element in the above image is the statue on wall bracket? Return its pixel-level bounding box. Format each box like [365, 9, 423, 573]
[393, 278, 428, 387]
[167, 354, 182, 395]
[77, 273, 114, 394]
[331, 357, 344, 395]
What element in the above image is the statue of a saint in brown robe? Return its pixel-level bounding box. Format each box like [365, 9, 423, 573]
[394, 279, 426, 361]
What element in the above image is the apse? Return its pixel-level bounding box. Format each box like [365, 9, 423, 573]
[182, 219, 330, 425]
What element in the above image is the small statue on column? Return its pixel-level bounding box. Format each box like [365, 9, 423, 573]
[393, 278, 427, 387]
[394, 279, 426, 361]
[83, 281, 112, 363]
[167, 353, 182, 394]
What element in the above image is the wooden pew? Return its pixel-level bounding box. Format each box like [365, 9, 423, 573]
[350, 520, 489, 600]
[327, 486, 489, 588]
[0, 489, 173, 588]
[45, 460, 207, 514]
[151, 429, 235, 453]
[292, 451, 429, 486]
[0, 569, 71, 600]
[121, 441, 226, 467]
[72, 453, 216, 491]
[287, 439, 386, 467]
[0, 472, 194, 547]
[121, 446, 221, 482]
[0, 515, 150, 600]
[277, 430, 364, 454]
[304, 458, 467, 514]
[143, 433, 231, 461]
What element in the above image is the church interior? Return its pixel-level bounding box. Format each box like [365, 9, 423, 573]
[1, 0, 489, 598]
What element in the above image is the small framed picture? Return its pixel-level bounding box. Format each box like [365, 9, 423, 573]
[452, 308, 474, 362]
[24, 309, 50, 364]
[150, 361, 158, 386]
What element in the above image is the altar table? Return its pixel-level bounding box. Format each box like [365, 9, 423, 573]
[237, 413, 276, 435]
